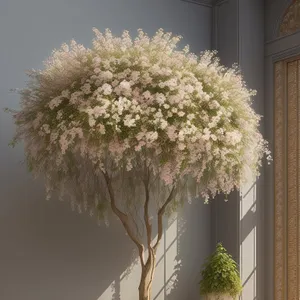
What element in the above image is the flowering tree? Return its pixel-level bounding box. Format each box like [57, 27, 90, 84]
[8, 28, 270, 300]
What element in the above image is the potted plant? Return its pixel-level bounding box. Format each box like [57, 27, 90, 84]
[199, 243, 242, 300]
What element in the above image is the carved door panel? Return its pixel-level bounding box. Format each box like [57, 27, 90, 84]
[274, 57, 300, 300]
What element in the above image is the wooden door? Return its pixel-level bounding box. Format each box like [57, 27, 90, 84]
[274, 56, 300, 300]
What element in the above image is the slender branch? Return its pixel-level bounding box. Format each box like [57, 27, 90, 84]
[143, 166, 152, 250]
[102, 171, 145, 266]
[153, 185, 176, 251]
[128, 207, 140, 239]
[133, 197, 145, 238]
[149, 173, 160, 189]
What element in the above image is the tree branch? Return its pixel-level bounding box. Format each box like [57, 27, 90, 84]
[102, 171, 145, 266]
[128, 208, 139, 238]
[143, 170, 152, 250]
[153, 185, 176, 251]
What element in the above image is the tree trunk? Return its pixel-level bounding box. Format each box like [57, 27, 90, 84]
[138, 248, 156, 300]
[103, 173, 174, 300]
[138, 274, 152, 300]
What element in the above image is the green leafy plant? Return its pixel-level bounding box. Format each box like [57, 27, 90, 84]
[199, 243, 242, 298]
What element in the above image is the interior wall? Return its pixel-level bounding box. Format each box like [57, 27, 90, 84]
[0, 1, 213, 300]
[211, 0, 240, 264]
[212, 1, 265, 299]
[239, 1, 265, 299]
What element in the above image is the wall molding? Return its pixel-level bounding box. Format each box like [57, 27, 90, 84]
[181, 0, 213, 7]
[182, 0, 228, 8]
[212, 0, 229, 50]
[265, 30, 300, 57]
[272, 45, 300, 63]
[214, 0, 229, 6]
[183, 0, 230, 51]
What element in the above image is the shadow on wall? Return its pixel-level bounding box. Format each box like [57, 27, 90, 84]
[0, 161, 211, 300]
[104, 199, 211, 300]
[0, 168, 137, 300]
[98, 180, 260, 300]
[164, 199, 211, 300]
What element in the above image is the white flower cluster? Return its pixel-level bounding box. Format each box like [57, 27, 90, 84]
[11, 28, 271, 209]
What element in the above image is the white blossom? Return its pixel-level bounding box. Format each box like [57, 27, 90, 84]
[100, 83, 112, 95]
[9, 28, 270, 213]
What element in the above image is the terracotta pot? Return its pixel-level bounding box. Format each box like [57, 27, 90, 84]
[204, 294, 238, 300]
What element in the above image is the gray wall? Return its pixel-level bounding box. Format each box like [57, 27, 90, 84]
[214, 0, 300, 299]
[211, 0, 240, 263]
[0, 1, 212, 300]
[239, 1, 265, 300]
[210, 1, 300, 299]
[212, 1, 265, 299]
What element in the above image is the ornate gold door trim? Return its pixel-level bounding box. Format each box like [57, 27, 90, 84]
[279, 0, 300, 37]
[274, 56, 300, 300]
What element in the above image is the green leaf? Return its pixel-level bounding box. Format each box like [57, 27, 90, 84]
[199, 243, 242, 297]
